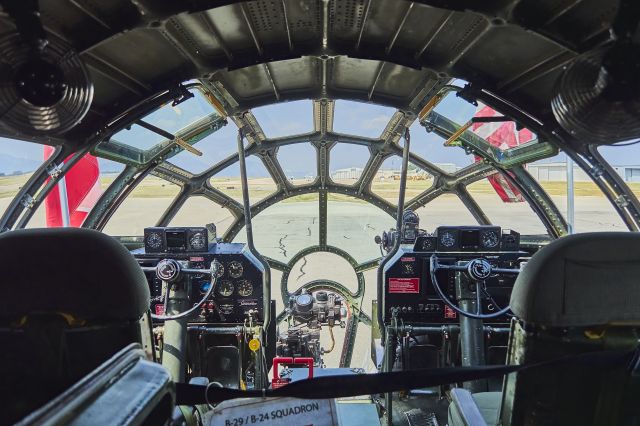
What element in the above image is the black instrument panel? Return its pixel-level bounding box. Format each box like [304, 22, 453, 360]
[133, 241, 265, 324]
[384, 226, 526, 324]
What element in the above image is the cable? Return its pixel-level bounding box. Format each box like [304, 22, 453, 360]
[324, 326, 336, 354]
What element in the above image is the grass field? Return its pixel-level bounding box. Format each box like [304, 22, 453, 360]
[4, 172, 639, 201]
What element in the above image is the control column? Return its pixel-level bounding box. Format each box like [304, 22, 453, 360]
[455, 261, 487, 393]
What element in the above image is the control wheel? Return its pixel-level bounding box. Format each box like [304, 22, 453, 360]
[141, 259, 220, 321]
[429, 254, 520, 320]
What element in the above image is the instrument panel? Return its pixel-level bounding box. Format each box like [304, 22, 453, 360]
[134, 228, 265, 324]
[383, 226, 526, 324]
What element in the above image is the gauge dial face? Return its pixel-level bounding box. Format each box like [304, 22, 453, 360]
[212, 260, 225, 278]
[421, 238, 434, 251]
[146, 232, 163, 250]
[440, 231, 456, 248]
[481, 231, 499, 249]
[218, 280, 234, 297]
[228, 261, 244, 278]
[237, 280, 253, 297]
[189, 232, 207, 250]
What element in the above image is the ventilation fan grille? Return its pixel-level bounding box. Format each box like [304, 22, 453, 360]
[0, 33, 93, 135]
[551, 46, 640, 144]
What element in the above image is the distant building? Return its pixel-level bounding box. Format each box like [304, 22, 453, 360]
[331, 167, 364, 180]
[527, 162, 640, 182]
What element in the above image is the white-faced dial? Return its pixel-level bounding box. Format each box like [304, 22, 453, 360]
[440, 231, 456, 248]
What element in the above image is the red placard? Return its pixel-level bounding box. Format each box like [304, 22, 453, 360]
[155, 304, 165, 316]
[388, 277, 420, 294]
[444, 305, 457, 319]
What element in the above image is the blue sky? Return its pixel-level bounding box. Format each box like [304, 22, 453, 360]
[1, 94, 640, 177]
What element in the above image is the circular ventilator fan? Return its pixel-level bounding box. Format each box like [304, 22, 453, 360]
[551, 44, 640, 145]
[0, 32, 93, 136]
[551, 0, 640, 145]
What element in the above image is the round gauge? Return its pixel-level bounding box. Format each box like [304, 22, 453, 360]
[189, 232, 207, 250]
[481, 231, 499, 249]
[236, 280, 253, 297]
[218, 280, 234, 297]
[228, 261, 244, 278]
[440, 231, 456, 248]
[146, 232, 163, 250]
[212, 260, 225, 278]
[421, 238, 434, 251]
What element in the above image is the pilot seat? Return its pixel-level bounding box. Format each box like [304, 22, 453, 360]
[0, 228, 152, 424]
[448, 232, 640, 425]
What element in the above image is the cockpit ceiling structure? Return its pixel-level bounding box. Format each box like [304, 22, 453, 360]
[0, 0, 618, 145]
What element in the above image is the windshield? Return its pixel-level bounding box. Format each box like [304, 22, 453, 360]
[3, 83, 638, 370]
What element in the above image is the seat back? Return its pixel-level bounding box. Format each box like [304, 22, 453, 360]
[0, 228, 150, 424]
[501, 233, 640, 425]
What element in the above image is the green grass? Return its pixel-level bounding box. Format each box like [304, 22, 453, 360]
[4, 173, 640, 201]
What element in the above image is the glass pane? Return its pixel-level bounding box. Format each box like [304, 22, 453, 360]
[329, 143, 370, 185]
[169, 196, 236, 236]
[426, 91, 538, 162]
[327, 194, 393, 263]
[530, 152, 627, 232]
[168, 121, 239, 174]
[333, 100, 395, 138]
[599, 144, 640, 190]
[144, 90, 214, 135]
[27, 156, 125, 228]
[103, 176, 180, 235]
[467, 178, 547, 235]
[235, 194, 319, 262]
[414, 194, 478, 231]
[409, 120, 474, 170]
[103, 87, 220, 155]
[209, 157, 277, 205]
[0, 137, 44, 216]
[288, 252, 359, 295]
[251, 100, 313, 138]
[277, 143, 317, 185]
[108, 123, 165, 151]
[370, 156, 433, 204]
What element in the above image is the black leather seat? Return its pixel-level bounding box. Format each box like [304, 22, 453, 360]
[0, 228, 150, 424]
[449, 232, 640, 425]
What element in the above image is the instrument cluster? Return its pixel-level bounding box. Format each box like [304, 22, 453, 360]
[135, 227, 264, 324]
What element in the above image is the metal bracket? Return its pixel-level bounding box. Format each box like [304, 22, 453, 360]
[20, 194, 35, 210]
[46, 162, 64, 179]
[615, 194, 630, 208]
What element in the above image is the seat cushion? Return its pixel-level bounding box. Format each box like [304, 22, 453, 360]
[448, 389, 501, 426]
[510, 232, 640, 327]
[0, 228, 149, 322]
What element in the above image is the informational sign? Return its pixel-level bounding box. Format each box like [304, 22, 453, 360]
[388, 277, 420, 294]
[205, 397, 338, 426]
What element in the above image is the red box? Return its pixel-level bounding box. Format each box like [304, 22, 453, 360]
[388, 277, 420, 294]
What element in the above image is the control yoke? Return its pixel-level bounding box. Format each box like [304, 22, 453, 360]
[141, 260, 219, 321]
[430, 254, 520, 319]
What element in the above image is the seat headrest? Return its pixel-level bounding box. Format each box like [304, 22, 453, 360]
[510, 232, 640, 327]
[0, 228, 150, 322]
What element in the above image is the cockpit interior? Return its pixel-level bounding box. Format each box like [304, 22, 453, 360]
[1, 0, 640, 425]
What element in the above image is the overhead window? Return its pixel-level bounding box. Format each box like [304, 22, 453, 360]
[251, 100, 313, 138]
[333, 100, 395, 139]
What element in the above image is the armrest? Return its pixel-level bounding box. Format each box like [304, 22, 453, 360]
[448, 388, 489, 426]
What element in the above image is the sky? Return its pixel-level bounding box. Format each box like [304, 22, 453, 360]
[1, 93, 640, 177]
